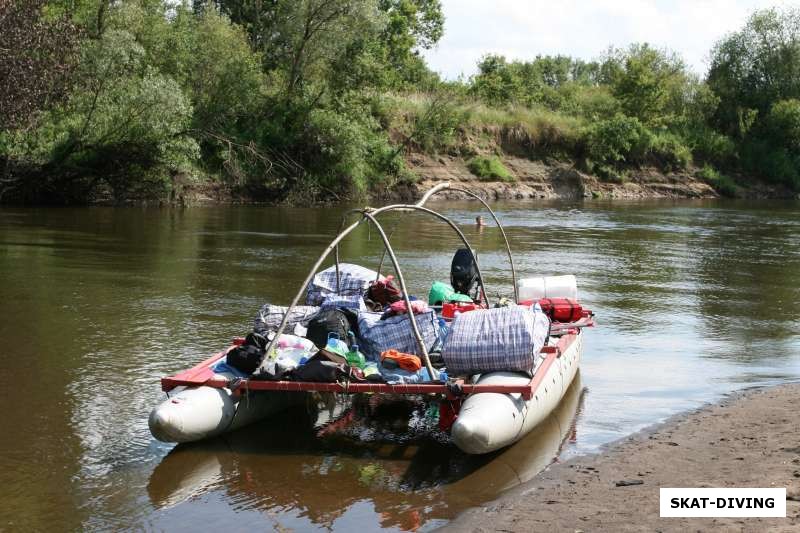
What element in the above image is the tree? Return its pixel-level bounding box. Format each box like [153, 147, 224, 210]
[377, 0, 443, 76]
[601, 43, 689, 127]
[470, 54, 602, 111]
[0, 0, 80, 130]
[5, 28, 198, 201]
[707, 7, 800, 138]
[765, 99, 800, 152]
[209, 0, 380, 97]
[470, 55, 519, 106]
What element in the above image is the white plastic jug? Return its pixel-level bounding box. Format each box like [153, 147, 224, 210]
[517, 274, 578, 301]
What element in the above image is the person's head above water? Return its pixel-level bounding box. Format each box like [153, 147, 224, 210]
[475, 216, 486, 226]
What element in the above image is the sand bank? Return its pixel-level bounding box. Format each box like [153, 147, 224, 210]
[447, 384, 800, 532]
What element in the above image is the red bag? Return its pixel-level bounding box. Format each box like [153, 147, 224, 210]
[367, 275, 402, 306]
[520, 298, 584, 323]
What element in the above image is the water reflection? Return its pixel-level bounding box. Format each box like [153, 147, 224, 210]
[147, 376, 585, 531]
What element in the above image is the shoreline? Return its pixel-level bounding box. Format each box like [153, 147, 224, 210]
[6, 157, 797, 207]
[445, 383, 800, 532]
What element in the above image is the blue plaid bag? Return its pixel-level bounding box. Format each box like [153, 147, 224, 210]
[442, 306, 550, 376]
[357, 310, 441, 361]
[254, 304, 320, 334]
[306, 263, 383, 306]
[319, 294, 368, 313]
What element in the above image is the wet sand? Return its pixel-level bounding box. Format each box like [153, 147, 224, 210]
[447, 384, 800, 532]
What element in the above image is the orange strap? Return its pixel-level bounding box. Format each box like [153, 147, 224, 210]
[380, 349, 422, 372]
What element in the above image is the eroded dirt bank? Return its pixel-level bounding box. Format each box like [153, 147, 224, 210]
[169, 152, 797, 205]
[393, 154, 720, 201]
[446, 384, 800, 532]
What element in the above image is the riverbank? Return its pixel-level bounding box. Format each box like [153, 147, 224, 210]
[447, 383, 800, 532]
[173, 154, 796, 206]
[391, 154, 721, 201]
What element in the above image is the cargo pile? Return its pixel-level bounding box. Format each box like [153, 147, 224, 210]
[222, 257, 562, 386]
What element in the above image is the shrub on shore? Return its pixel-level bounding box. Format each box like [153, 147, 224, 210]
[697, 165, 738, 197]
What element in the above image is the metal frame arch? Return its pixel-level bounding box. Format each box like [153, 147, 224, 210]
[259, 184, 517, 378]
[335, 203, 490, 306]
[415, 183, 518, 302]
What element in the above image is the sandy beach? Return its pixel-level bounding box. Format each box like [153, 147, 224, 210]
[447, 384, 800, 532]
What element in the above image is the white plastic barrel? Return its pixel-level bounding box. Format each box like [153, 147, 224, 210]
[517, 274, 578, 301]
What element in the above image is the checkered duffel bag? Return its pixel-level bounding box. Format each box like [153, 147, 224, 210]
[442, 305, 550, 376]
[306, 263, 383, 306]
[357, 309, 441, 362]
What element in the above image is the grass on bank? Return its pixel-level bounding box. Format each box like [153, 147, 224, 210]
[467, 155, 515, 181]
[697, 165, 739, 197]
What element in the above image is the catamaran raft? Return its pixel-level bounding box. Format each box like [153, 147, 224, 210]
[149, 182, 594, 454]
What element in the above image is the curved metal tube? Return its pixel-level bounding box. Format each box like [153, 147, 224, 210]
[338, 205, 489, 301]
[359, 211, 436, 378]
[415, 181, 453, 206]
[441, 187, 516, 301]
[257, 216, 365, 373]
[365, 183, 517, 301]
[373, 182, 452, 280]
[349, 203, 490, 306]
[414, 184, 518, 302]
[260, 190, 505, 376]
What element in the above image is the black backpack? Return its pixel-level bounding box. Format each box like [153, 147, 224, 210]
[226, 332, 267, 374]
[451, 248, 479, 296]
[305, 308, 358, 350]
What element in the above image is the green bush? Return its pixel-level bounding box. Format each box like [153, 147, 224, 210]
[4, 29, 199, 202]
[685, 127, 736, 167]
[585, 113, 651, 168]
[649, 132, 692, 170]
[764, 99, 800, 152]
[741, 139, 800, 189]
[697, 165, 738, 197]
[303, 107, 403, 195]
[467, 155, 514, 181]
[572, 86, 621, 120]
[370, 92, 469, 154]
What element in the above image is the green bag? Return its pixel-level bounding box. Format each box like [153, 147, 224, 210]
[428, 281, 473, 305]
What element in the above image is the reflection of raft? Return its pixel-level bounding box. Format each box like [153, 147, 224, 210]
[149, 182, 593, 453]
[443, 372, 585, 502]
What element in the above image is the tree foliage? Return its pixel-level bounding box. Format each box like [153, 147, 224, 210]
[708, 7, 800, 187]
[470, 54, 601, 110]
[3, 0, 800, 204]
[600, 44, 690, 128]
[0, 0, 80, 130]
[708, 8, 800, 136]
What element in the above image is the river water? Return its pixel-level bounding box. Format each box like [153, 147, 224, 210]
[1, 199, 799, 531]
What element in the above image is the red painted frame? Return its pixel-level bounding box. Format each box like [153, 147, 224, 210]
[160, 329, 583, 401]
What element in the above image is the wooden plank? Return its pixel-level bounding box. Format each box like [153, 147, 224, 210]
[161, 350, 228, 391]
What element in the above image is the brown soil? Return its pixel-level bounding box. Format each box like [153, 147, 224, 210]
[391, 153, 720, 202]
[445, 384, 800, 532]
[175, 152, 796, 205]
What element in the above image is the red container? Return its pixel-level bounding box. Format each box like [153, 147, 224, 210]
[519, 298, 584, 323]
[442, 302, 479, 319]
